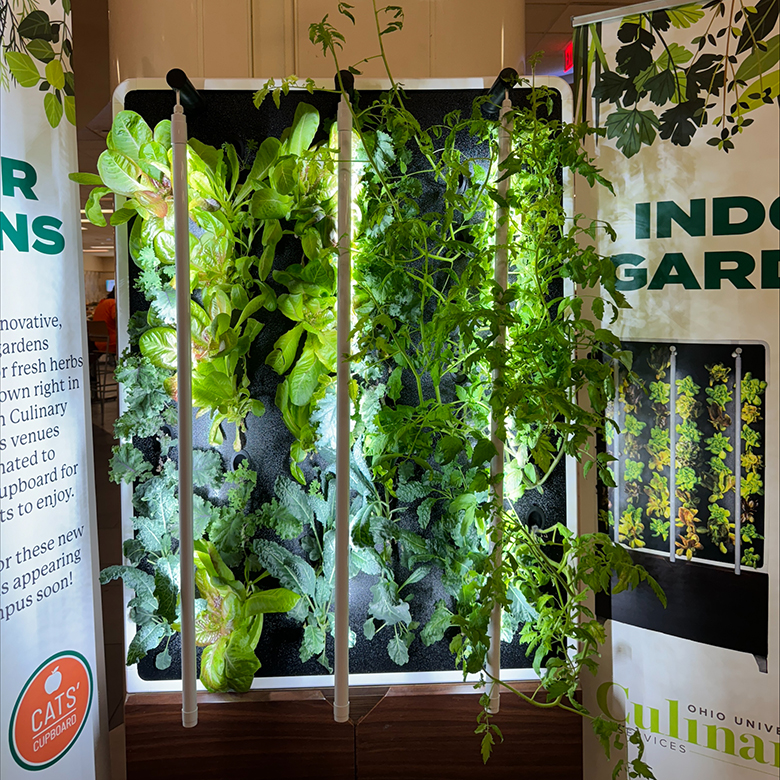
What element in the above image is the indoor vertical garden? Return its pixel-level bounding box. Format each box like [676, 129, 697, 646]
[74, 3, 664, 775]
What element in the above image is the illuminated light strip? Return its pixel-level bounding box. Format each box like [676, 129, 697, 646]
[487, 94, 513, 717]
[171, 93, 198, 730]
[613, 359, 621, 544]
[669, 346, 677, 563]
[733, 347, 743, 575]
[334, 94, 353, 725]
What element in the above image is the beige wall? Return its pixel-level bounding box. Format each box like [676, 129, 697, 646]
[108, 0, 525, 88]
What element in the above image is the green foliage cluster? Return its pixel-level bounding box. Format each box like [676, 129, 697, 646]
[0, 0, 75, 126]
[576, 1, 780, 157]
[75, 104, 340, 456]
[614, 345, 765, 587]
[739, 373, 766, 567]
[305, 6, 662, 776]
[102, 448, 299, 691]
[86, 4, 665, 775]
[701, 368, 735, 555]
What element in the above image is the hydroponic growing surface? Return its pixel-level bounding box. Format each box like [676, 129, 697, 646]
[100, 81, 574, 690]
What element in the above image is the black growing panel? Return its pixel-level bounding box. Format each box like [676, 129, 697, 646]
[123, 84, 566, 682]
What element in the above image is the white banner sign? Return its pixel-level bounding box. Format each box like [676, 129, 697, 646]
[1, 1, 107, 777]
[574, 2, 779, 779]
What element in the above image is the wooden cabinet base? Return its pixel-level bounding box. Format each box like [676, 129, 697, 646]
[125, 683, 582, 780]
[125, 689, 355, 780]
[355, 684, 582, 779]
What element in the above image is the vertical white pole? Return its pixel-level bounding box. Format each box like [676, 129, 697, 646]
[487, 94, 513, 715]
[668, 346, 677, 564]
[733, 348, 743, 575]
[612, 358, 620, 544]
[334, 95, 352, 724]
[172, 96, 198, 729]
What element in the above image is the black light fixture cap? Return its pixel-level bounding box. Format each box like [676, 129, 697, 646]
[335, 69, 356, 100]
[482, 67, 519, 119]
[166, 68, 206, 115]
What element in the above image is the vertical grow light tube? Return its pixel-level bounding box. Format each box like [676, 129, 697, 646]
[612, 359, 620, 544]
[668, 346, 677, 564]
[334, 94, 352, 724]
[487, 94, 513, 716]
[172, 94, 197, 729]
[733, 348, 743, 575]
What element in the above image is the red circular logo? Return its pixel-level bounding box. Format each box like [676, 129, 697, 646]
[9, 651, 93, 770]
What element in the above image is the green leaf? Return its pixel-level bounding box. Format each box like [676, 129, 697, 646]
[192, 494, 216, 539]
[132, 513, 166, 554]
[64, 95, 76, 126]
[110, 206, 136, 225]
[237, 137, 280, 202]
[188, 138, 223, 173]
[139, 327, 177, 371]
[155, 648, 172, 670]
[301, 623, 326, 662]
[272, 157, 298, 195]
[135, 477, 179, 532]
[138, 140, 171, 178]
[471, 437, 497, 468]
[154, 556, 179, 623]
[26, 39, 55, 63]
[288, 343, 324, 406]
[44, 59, 65, 90]
[387, 366, 403, 400]
[416, 497, 436, 530]
[350, 546, 382, 576]
[253, 539, 316, 597]
[18, 10, 54, 40]
[192, 448, 224, 488]
[207, 507, 245, 562]
[245, 588, 301, 615]
[154, 120, 172, 150]
[301, 228, 323, 261]
[69, 172, 104, 186]
[274, 475, 315, 527]
[286, 102, 320, 158]
[99, 564, 156, 599]
[222, 630, 261, 693]
[97, 149, 146, 196]
[109, 443, 152, 484]
[251, 187, 293, 220]
[252, 136, 281, 180]
[199, 637, 229, 691]
[735, 34, 780, 82]
[387, 634, 410, 665]
[604, 107, 659, 158]
[421, 600, 453, 646]
[84, 186, 110, 226]
[266, 324, 305, 375]
[437, 434, 462, 465]
[5, 52, 41, 87]
[368, 580, 411, 626]
[127, 622, 166, 666]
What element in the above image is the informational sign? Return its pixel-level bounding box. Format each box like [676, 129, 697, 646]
[573, 2, 779, 778]
[0, 1, 108, 777]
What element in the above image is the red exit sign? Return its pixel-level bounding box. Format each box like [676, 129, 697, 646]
[564, 40, 574, 73]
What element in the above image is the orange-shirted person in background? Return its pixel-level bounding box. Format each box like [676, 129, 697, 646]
[92, 289, 117, 353]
